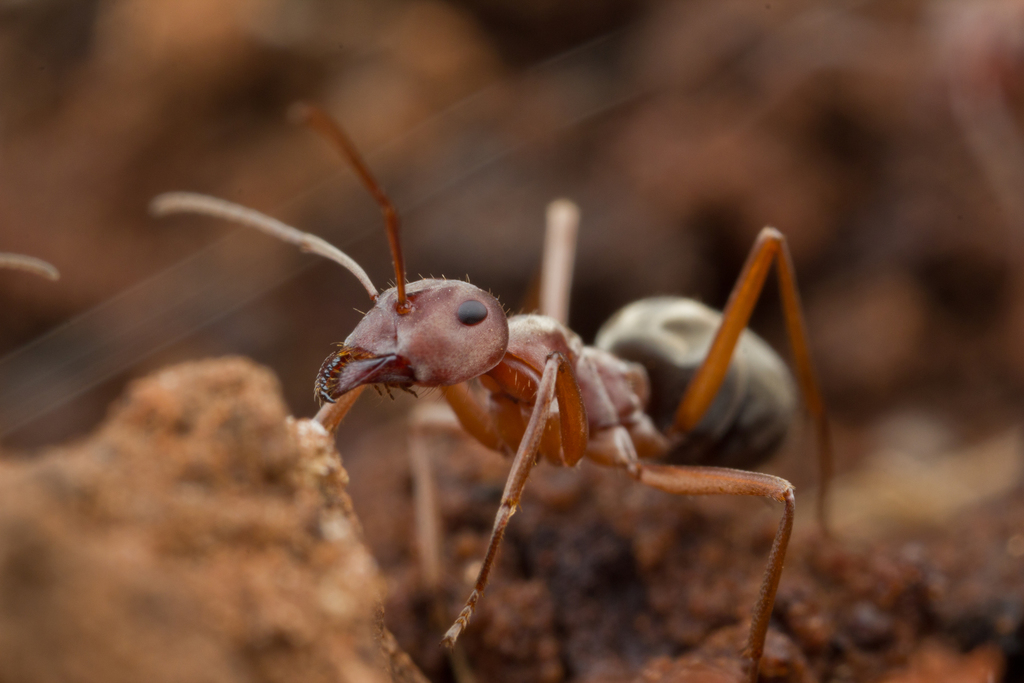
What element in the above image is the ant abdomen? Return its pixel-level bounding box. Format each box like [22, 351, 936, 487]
[595, 297, 796, 470]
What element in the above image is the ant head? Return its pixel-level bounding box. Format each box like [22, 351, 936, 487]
[316, 279, 508, 401]
[151, 104, 509, 404]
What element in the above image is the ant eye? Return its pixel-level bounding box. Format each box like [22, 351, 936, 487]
[457, 300, 488, 326]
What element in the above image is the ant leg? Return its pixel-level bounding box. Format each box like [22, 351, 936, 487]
[539, 199, 580, 325]
[408, 402, 477, 683]
[636, 463, 795, 683]
[442, 383, 504, 452]
[314, 385, 368, 434]
[443, 359, 587, 468]
[442, 353, 582, 646]
[408, 403, 452, 596]
[670, 227, 833, 528]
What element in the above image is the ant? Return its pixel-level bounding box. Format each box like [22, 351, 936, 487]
[0, 254, 59, 281]
[151, 103, 832, 683]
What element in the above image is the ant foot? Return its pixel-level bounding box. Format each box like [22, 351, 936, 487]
[441, 591, 480, 648]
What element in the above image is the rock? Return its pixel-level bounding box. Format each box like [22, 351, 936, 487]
[0, 357, 425, 683]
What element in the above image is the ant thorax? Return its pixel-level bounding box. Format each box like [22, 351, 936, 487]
[505, 314, 584, 371]
[498, 313, 665, 461]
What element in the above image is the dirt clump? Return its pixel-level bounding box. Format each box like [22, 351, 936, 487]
[0, 357, 423, 683]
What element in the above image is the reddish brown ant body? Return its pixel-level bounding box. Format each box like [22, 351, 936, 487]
[152, 104, 831, 683]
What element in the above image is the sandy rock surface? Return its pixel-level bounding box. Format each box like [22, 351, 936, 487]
[0, 357, 423, 683]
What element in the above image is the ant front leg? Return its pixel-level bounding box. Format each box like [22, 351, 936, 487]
[442, 352, 587, 646]
[671, 227, 833, 527]
[441, 382, 504, 452]
[314, 385, 368, 434]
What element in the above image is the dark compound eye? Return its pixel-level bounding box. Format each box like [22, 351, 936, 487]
[457, 299, 488, 325]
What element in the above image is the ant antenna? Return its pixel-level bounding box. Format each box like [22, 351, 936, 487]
[0, 253, 60, 280]
[289, 103, 410, 314]
[150, 192, 378, 300]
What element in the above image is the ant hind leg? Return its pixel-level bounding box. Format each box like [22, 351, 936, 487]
[669, 227, 833, 529]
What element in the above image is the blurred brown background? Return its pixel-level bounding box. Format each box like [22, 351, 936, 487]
[0, 0, 1022, 469]
[2, 2, 1024, 681]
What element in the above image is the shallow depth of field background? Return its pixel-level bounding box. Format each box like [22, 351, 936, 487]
[3, 2, 1024, 682]
[1, 0, 1023, 542]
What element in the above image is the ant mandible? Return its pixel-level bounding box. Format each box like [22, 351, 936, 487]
[151, 103, 832, 683]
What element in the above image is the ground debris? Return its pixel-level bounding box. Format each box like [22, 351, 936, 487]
[347, 410, 1023, 683]
[876, 642, 1003, 683]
